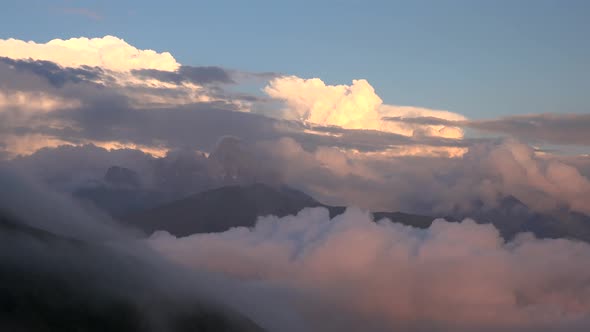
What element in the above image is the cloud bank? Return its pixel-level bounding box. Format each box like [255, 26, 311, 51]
[149, 207, 590, 332]
[0, 167, 297, 331]
[249, 138, 590, 215]
[386, 113, 590, 148]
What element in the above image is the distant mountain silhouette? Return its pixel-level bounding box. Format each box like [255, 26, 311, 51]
[74, 186, 170, 218]
[124, 183, 590, 242]
[447, 195, 590, 242]
[123, 183, 435, 237]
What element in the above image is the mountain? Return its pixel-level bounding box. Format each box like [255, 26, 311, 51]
[0, 210, 265, 332]
[124, 183, 590, 242]
[73, 165, 172, 217]
[74, 186, 170, 218]
[123, 183, 435, 237]
[72, 138, 280, 218]
[447, 195, 590, 242]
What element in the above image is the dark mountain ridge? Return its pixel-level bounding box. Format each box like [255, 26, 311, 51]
[124, 183, 590, 242]
[123, 183, 437, 237]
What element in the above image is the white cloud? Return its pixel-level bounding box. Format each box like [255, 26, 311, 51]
[264, 76, 466, 139]
[0, 36, 252, 157]
[0, 35, 179, 72]
[0, 36, 243, 112]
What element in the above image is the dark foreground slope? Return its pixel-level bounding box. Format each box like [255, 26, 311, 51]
[124, 183, 434, 236]
[0, 212, 264, 332]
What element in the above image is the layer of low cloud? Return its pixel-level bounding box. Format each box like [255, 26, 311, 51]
[386, 113, 590, 148]
[149, 207, 590, 331]
[3, 164, 590, 331]
[235, 137, 590, 216]
[0, 167, 310, 331]
[9, 135, 590, 219]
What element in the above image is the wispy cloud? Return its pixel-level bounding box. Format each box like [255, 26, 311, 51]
[59, 7, 103, 21]
[385, 113, 590, 147]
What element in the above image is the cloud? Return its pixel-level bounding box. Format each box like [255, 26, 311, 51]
[4, 162, 590, 331]
[386, 113, 590, 147]
[0, 90, 81, 113]
[468, 113, 590, 147]
[7, 144, 157, 191]
[0, 36, 471, 159]
[7, 131, 590, 217]
[0, 35, 179, 72]
[132, 65, 235, 85]
[0, 167, 299, 331]
[149, 207, 590, 331]
[247, 138, 590, 216]
[59, 7, 103, 21]
[2, 35, 588, 218]
[264, 76, 466, 139]
[0, 55, 257, 156]
[0, 56, 105, 88]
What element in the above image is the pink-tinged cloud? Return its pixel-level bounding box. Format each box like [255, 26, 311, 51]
[148, 207, 590, 331]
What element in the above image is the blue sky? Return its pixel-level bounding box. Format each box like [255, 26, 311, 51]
[1, 0, 588, 119]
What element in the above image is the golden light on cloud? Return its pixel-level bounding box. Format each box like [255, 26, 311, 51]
[356, 145, 469, 158]
[0, 90, 81, 113]
[91, 141, 169, 158]
[0, 134, 75, 158]
[0, 133, 168, 159]
[264, 76, 466, 139]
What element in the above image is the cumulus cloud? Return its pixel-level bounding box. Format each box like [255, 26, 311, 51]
[0, 37, 251, 120]
[0, 51, 257, 156]
[2, 35, 589, 219]
[149, 207, 590, 331]
[264, 76, 466, 139]
[0, 35, 179, 72]
[249, 138, 590, 216]
[0, 36, 471, 158]
[8, 132, 590, 218]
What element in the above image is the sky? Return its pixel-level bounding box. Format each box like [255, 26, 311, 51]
[1, 0, 589, 119]
[3, 3, 590, 331]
